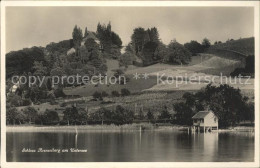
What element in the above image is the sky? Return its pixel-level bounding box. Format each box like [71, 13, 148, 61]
[6, 7, 254, 53]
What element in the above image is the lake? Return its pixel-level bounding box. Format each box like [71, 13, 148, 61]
[6, 130, 254, 162]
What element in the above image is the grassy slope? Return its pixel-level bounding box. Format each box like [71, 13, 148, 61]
[206, 37, 254, 60]
[64, 38, 254, 102]
[64, 53, 253, 97]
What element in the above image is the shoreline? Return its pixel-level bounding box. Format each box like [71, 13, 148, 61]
[6, 124, 254, 133]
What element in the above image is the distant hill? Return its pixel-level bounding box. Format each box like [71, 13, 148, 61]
[205, 37, 254, 60]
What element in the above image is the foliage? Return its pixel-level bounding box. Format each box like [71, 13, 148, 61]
[119, 52, 136, 67]
[84, 27, 88, 37]
[202, 38, 211, 49]
[113, 69, 125, 78]
[88, 105, 134, 125]
[173, 102, 194, 125]
[23, 107, 38, 124]
[36, 110, 60, 125]
[146, 109, 154, 120]
[163, 41, 191, 64]
[6, 47, 45, 77]
[121, 88, 131, 96]
[101, 91, 109, 97]
[158, 106, 171, 120]
[111, 90, 120, 97]
[96, 22, 122, 57]
[63, 106, 80, 125]
[72, 25, 83, 47]
[32, 61, 48, 76]
[92, 91, 102, 100]
[54, 88, 66, 98]
[230, 55, 255, 77]
[184, 40, 204, 56]
[6, 107, 19, 125]
[142, 41, 159, 65]
[175, 84, 254, 127]
[130, 27, 161, 65]
[7, 94, 23, 107]
[112, 105, 134, 125]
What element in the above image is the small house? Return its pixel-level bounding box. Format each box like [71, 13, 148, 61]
[192, 111, 218, 132]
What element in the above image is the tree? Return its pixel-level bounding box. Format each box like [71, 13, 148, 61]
[173, 102, 194, 125]
[192, 84, 254, 127]
[112, 105, 134, 125]
[84, 27, 88, 37]
[121, 88, 130, 96]
[96, 22, 122, 56]
[32, 61, 48, 76]
[63, 106, 79, 125]
[142, 41, 159, 65]
[6, 47, 45, 78]
[44, 110, 60, 123]
[6, 107, 18, 125]
[23, 107, 38, 124]
[131, 27, 147, 54]
[202, 38, 211, 49]
[163, 41, 191, 64]
[137, 108, 145, 120]
[72, 25, 83, 47]
[146, 109, 154, 120]
[154, 42, 168, 62]
[111, 32, 122, 47]
[147, 27, 160, 43]
[119, 52, 135, 67]
[184, 40, 203, 56]
[7, 94, 23, 107]
[95, 107, 111, 125]
[113, 69, 124, 78]
[78, 108, 88, 125]
[182, 92, 196, 107]
[158, 106, 171, 121]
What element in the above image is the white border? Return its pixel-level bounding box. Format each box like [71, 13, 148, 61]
[1, 1, 259, 168]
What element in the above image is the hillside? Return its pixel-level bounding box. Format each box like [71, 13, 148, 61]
[205, 37, 254, 60]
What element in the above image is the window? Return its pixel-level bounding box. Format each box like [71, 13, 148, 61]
[201, 119, 204, 123]
[214, 117, 217, 123]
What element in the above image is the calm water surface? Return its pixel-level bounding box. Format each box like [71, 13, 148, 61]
[7, 130, 254, 162]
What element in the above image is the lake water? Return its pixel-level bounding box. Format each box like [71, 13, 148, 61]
[6, 130, 254, 162]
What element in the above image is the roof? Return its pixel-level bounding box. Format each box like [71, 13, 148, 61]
[192, 111, 211, 119]
[83, 32, 98, 41]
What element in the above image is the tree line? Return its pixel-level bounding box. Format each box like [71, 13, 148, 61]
[7, 84, 254, 128]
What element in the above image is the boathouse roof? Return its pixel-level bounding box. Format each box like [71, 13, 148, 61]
[192, 111, 211, 119]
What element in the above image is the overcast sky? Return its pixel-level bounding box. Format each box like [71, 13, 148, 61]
[6, 7, 254, 53]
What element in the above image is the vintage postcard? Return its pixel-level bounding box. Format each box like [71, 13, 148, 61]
[1, 1, 259, 168]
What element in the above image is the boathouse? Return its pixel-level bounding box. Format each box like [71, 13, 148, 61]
[192, 111, 218, 132]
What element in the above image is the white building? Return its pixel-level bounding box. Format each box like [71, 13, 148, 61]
[192, 111, 218, 132]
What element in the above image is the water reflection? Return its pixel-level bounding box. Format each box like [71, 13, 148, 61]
[6, 130, 254, 162]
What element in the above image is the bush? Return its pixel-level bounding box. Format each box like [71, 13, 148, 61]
[121, 88, 131, 96]
[54, 88, 66, 98]
[101, 91, 109, 97]
[92, 91, 102, 100]
[111, 91, 120, 97]
[22, 98, 32, 106]
[7, 94, 23, 107]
